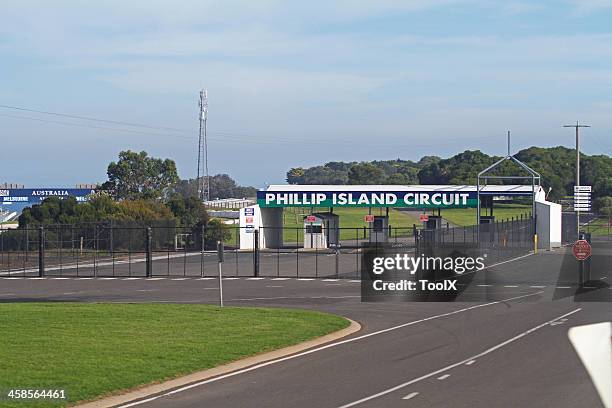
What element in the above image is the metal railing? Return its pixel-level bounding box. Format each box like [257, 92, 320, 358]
[1, 219, 537, 279]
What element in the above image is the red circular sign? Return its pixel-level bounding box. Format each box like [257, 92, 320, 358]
[572, 240, 592, 261]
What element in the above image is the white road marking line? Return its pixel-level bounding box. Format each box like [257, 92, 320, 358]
[99, 277, 118, 280]
[77, 277, 94, 280]
[30, 277, 46, 280]
[402, 392, 419, 400]
[323, 279, 339, 282]
[119, 396, 159, 408]
[271, 278, 290, 281]
[348, 280, 361, 283]
[465, 360, 475, 366]
[437, 374, 451, 380]
[52, 277, 70, 280]
[136, 289, 156, 292]
[197, 277, 215, 280]
[247, 277, 265, 280]
[550, 318, 568, 326]
[148, 278, 165, 281]
[0, 293, 15, 296]
[230, 295, 361, 301]
[297, 278, 314, 281]
[3, 277, 23, 280]
[556, 286, 571, 289]
[530, 285, 546, 288]
[223, 277, 240, 280]
[62, 292, 77, 295]
[123, 278, 142, 280]
[171, 278, 189, 281]
[116, 291, 544, 408]
[477, 284, 492, 287]
[504, 285, 519, 288]
[335, 308, 582, 408]
[265, 285, 284, 288]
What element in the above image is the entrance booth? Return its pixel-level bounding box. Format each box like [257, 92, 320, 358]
[369, 215, 389, 243]
[424, 215, 443, 230]
[304, 213, 339, 249]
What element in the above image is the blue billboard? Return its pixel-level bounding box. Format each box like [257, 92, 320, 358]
[0, 188, 96, 214]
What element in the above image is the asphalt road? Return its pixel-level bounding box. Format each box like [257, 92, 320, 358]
[1, 246, 610, 408]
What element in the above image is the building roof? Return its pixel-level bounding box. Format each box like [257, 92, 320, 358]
[265, 184, 542, 196]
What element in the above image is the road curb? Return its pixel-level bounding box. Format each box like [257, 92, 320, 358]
[74, 318, 361, 408]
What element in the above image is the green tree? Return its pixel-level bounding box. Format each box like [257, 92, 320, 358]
[348, 163, 386, 184]
[303, 166, 349, 184]
[286, 167, 305, 184]
[175, 174, 257, 199]
[594, 196, 612, 217]
[167, 195, 210, 225]
[103, 150, 179, 200]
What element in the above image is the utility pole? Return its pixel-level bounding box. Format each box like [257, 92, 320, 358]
[196, 90, 210, 201]
[564, 121, 590, 238]
[507, 130, 511, 157]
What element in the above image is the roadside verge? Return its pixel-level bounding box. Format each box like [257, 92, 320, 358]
[76, 318, 361, 408]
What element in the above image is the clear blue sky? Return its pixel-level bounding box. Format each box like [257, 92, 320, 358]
[1, 1, 611, 188]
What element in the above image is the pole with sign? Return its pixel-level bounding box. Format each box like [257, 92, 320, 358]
[574, 185, 592, 239]
[217, 240, 224, 307]
[564, 122, 590, 239]
[573, 239, 592, 261]
[573, 238, 592, 285]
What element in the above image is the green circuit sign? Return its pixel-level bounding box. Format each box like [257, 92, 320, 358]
[257, 191, 478, 208]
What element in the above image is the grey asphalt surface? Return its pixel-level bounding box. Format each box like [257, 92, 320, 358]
[1, 245, 610, 408]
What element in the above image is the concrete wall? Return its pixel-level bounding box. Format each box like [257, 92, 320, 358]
[261, 207, 283, 248]
[536, 200, 562, 250]
[239, 205, 283, 249]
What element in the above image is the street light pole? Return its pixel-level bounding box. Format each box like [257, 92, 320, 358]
[564, 121, 590, 238]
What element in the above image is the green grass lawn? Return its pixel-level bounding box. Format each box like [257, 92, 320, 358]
[0, 303, 348, 408]
[283, 207, 419, 241]
[584, 217, 612, 237]
[215, 208, 419, 245]
[439, 204, 532, 227]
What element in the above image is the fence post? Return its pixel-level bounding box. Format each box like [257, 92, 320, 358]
[253, 229, 260, 277]
[335, 247, 339, 278]
[145, 227, 152, 278]
[38, 226, 45, 277]
[94, 224, 99, 277]
[200, 224, 206, 277]
[25, 227, 29, 262]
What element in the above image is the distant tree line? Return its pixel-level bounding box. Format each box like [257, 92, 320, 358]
[175, 174, 257, 200]
[286, 146, 612, 211]
[286, 157, 440, 186]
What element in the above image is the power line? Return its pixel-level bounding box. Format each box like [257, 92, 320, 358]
[0, 103, 496, 147]
[0, 113, 192, 139]
[1, 104, 517, 149]
[0, 104, 192, 134]
[0, 112, 507, 149]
